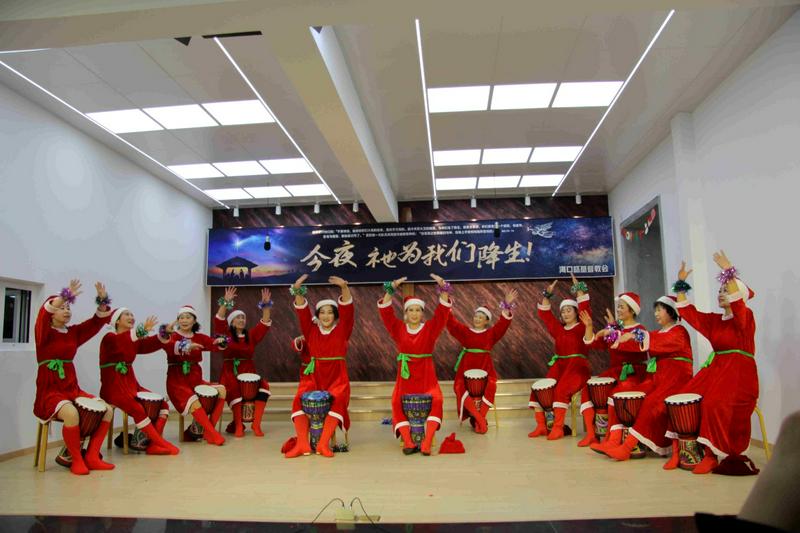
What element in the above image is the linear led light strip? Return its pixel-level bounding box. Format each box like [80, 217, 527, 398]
[0, 58, 229, 208]
[552, 9, 675, 196]
[415, 19, 437, 201]
[213, 37, 341, 205]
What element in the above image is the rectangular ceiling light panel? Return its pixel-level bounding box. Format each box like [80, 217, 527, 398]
[244, 186, 292, 198]
[477, 176, 520, 189]
[202, 100, 275, 125]
[529, 146, 582, 163]
[212, 160, 268, 177]
[435, 177, 477, 190]
[260, 158, 313, 174]
[427, 85, 490, 113]
[167, 163, 224, 179]
[85, 109, 163, 134]
[551, 81, 623, 108]
[143, 104, 219, 129]
[519, 174, 564, 187]
[205, 188, 253, 200]
[481, 147, 531, 164]
[285, 184, 331, 197]
[433, 149, 481, 166]
[490, 83, 556, 110]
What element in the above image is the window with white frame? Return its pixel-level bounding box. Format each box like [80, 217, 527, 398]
[2, 285, 33, 344]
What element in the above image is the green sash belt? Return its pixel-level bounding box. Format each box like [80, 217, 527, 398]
[702, 349, 754, 369]
[303, 356, 346, 375]
[168, 361, 197, 375]
[397, 353, 432, 379]
[454, 348, 490, 372]
[547, 353, 587, 367]
[100, 361, 129, 375]
[38, 359, 72, 379]
[619, 363, 635, 381]
[224, 358, 243, 375]
[646, 356, 693, 373]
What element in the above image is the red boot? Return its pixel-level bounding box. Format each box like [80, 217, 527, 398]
[84, 421, 115, 470]
[663, 440, 680, 470]
[398, 425, 417, 454]
[528, 410, 548, 438]
[463, 398, 487, 434]
[315, 416, 339, 458]
[285, 415, 312, 458]
[231, 403, 245, 438]
[62, 425, 89, 475]
[577, 408, 597, 447]
[420, 420, 439, 456]
[591, 428, 622, 455]
[210, 397, 225, 428]
[692, 447, 718, 474]
[547, 408, 567, 441]
[192, 408, 225, 446]
[142, 423, 180, 455]
[252, 400, 267, 437]
[606, 433, 638, 461]
[155, 415, 168, 435]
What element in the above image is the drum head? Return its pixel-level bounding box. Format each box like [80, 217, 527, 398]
[665, 393, 702, 404]
[587, 376, 616, 386]
[237, 372, 261, 382]
[136, 391, 163, 401]
[531, 378, 557, 391]
[75, 397, 106, 412]
[464, 369, 488, 379]
[613, 391, 646, 400]
[303, 390, 331, 402]
[194, 384, 218, 398]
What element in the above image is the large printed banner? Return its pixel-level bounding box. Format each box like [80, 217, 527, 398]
[206, 217, 615, 286]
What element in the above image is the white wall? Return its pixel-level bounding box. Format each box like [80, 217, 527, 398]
[609, 10, 800, 441]
[0, 81, 212, 455]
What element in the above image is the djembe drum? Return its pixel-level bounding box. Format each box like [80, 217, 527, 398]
[136, 392, 163, 425]
[665, 393, 704, 470]
[189, 385, 220, 437]
[75, 397, 106, 438]
[531, 378, 557, 431]
[612, 391, 647, 459]
[464, 369, 489, 410]
[587, 376, 616, 439]
[401, 394, 433, 446]
[238, 373, 261, 423]
[301, 390, 332, 452]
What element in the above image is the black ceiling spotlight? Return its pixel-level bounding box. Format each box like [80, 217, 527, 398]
[264, 233, 271, 251]
[493, 221, 501, 238]
[312, 26, 324, 34]
[174, 37, 192, 46]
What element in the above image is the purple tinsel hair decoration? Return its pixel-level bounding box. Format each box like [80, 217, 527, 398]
[257, 300, 273, 310]
[632, 328, 647, 344]
[436, 282, 453, 294]
[59, 287, 77, 305]
[499, 300, 517, 311]
[717, 266, 738, 285]
[604, 322, 623, 344]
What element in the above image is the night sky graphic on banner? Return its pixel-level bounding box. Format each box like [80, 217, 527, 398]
[206, 217, 615, 286]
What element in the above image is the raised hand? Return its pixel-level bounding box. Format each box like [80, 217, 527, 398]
[678, 261, 693, 281]
[571, 272, 578, 285]
[224, 286, 237, 301]
[261, 288, 271, 303]
[293, 274, 308, 290]
[392, 276, 408, 290]
[579, 310, 593, 328]
[430, 273, 446, 287]
[166, 321, 177, 334]
[95, 282, 107, 299]
[547, 280, 558, 293]
[144, 315, 159, 332]
[328, 276, 348, 288]
[504, 288, 519, 305]
[604, 308, 616, 325]
[69, 279, 83, 298]
[713, 250, 732, 270]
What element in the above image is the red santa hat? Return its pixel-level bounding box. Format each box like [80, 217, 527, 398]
[438, 432, 465, 454]
[615, 292, 641, 315]
[403, 296, 425, 310]
[110, 307, 129, 327]
[656, 295, 679, 315]
[559, 299, 578, 310]
[315, 299, 339, 311]
[226, 310, 245, 326]
[475, 306, 492, 321]
[734, 279, 756, 302]
[177, 305, 197, 318]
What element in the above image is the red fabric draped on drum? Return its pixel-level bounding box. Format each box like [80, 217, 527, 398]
[378, 297, 452, 436]
[33, 298, 112, 422]
[676, 293, 758, 459]
[162, 332, 222, 416]
[213, 317, 271, 406]
[615, 324, 693, 455]
[533, 295, 592, 410]
[290, 297, 354, 430]
[99, 330, 170, 428]
[446, 312, 511, 421]
[580, 324, 650, 414]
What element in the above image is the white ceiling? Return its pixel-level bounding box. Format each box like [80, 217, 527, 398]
[0, 0, 797, 219]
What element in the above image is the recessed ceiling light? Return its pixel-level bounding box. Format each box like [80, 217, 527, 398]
[482, 147, 531, 165]
[435, 177, 477, 190]
[529, 146, 582, 163]
[244, 186, 292, 198]
[167, 163, 224, 180]
[204, 188, 253, 201]
[201, 100, 274, 125]
[477, 176, 520, 189]
[490, 83, 557, 110]
[260, 158, 313, 175]
[519, 174, 564, 187]
[433, 149, 482, 167]
[142, 104, 218, 129]
[551, 81, 623, 108]
[427, 85, 490, 113]
[286, 184, 331, 197]
[212, 161, 268, 177]
[85, 109, 163, 134]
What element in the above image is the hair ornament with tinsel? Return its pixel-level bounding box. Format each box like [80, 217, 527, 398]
[717, 266, 739, 285]
[257, 300, 273, 310]
[632, 328, 647, 344]
[95, 294, 112, 308]
[570, 281, 588, 295]
[672, 279, 692, 294]
[176, 338, 192, 356]
[603, 321, 623, 344]
[436, 281, 453, 294]
[135, 323, 148, 339]
[383, 281, 395, 295]
[217, 297, 235, 310]
[59, 287, 77, 305]
[499, 300, 517, 312]
[289, 285, 308, 297]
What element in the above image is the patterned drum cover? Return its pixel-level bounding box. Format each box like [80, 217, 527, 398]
[401, 394, 433, 446]
[301, 390, 332, 452]
[241, 401, 255, 423]
[665, 393, 705, 469]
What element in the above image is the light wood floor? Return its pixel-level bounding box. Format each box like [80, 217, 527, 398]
[0, 417, 763, 524]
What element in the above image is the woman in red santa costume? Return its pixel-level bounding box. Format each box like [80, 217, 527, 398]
[579, 292, 649, 451]
[600, 295, 693, 461]
[99, 308, 179, 455]
[214, 286, 273, 438]
[448, 288, 517, 434]
[33, 279, 115, 475]
[379, 274, 452, 456]
[285, 274, 354, 459]
[671, 252, 758, 474]
[163, 305, 227, 445]
[447, 288, 517, 434]
[530, 274, 591, 440]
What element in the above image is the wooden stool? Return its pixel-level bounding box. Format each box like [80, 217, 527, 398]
[106, 407, 129, 455]
[33, 419, 59, 473]
[754, 404, 771, 461]
[569, 392, 581, 437]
